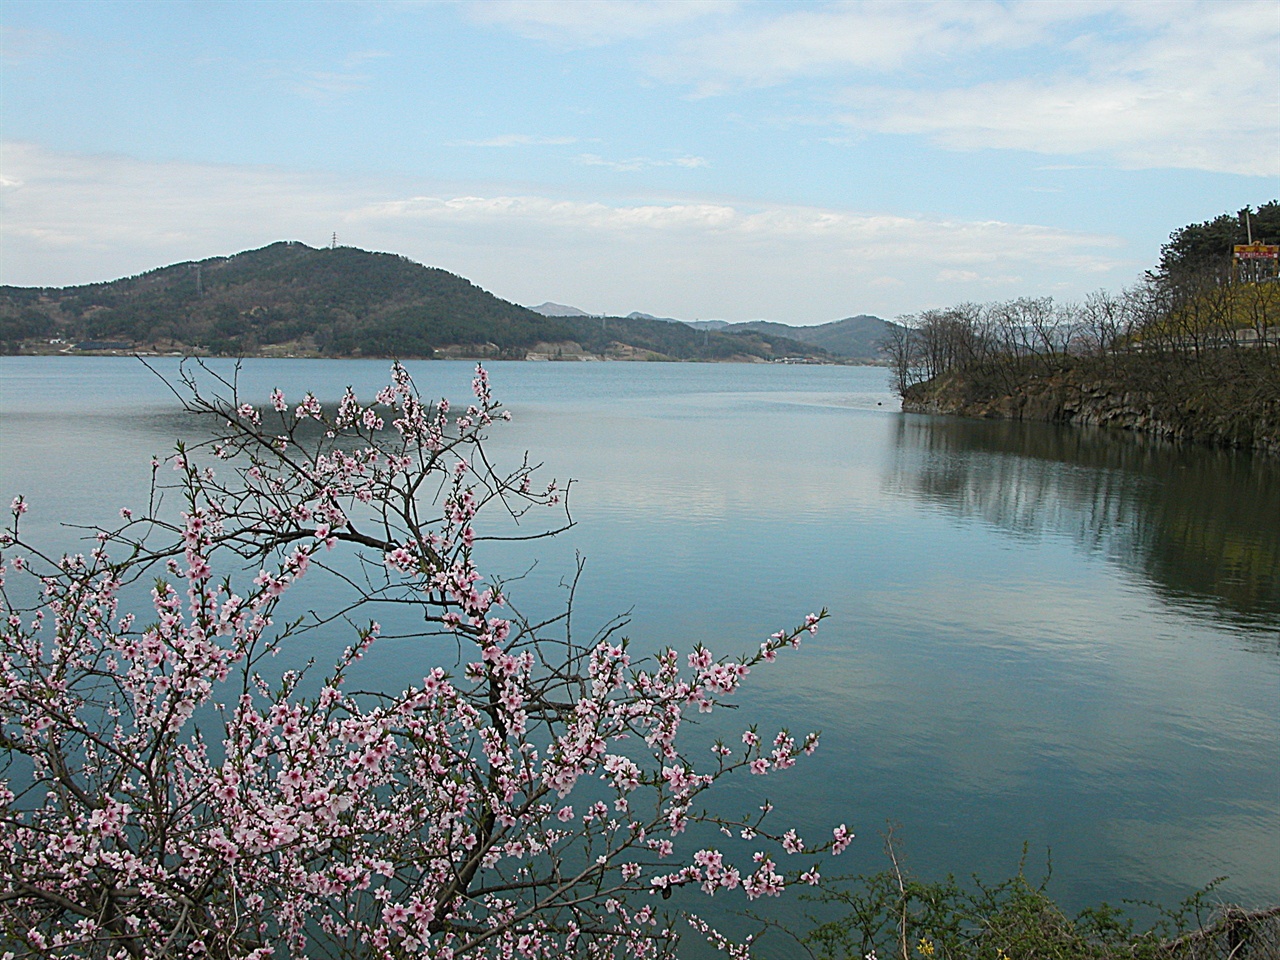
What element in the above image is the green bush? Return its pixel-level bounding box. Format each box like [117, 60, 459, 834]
[795, 831, 1278, 960]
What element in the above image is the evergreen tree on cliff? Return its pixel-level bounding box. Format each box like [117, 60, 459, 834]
[1157, 201, 1280, 278]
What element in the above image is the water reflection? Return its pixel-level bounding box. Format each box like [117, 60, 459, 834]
[3, 359, 1278, 914]
[886, 416, 1280, 638]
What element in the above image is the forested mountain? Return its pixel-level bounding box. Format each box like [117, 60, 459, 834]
[1, 242, 572, 357]
[0, 243, 829, 361]
[732, 316, 893, 358]
[529, 304, 897, 358]
[687, 315, 895, 359]
[559, 313, 826, 361]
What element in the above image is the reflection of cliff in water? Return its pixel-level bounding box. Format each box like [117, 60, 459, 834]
[886, 415, 1280, 638]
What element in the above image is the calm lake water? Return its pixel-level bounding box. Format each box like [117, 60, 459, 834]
[2, 357, 1277, 930]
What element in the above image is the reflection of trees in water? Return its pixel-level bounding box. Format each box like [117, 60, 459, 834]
[886, 416, 1280, 639]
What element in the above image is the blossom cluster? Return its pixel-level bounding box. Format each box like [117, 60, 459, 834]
[0, 363, 843, 958]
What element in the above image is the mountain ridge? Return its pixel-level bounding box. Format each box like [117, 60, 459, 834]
[528, 302, 593, 318]
[525, 305, 896, 360]
[0, 242, 839, 363]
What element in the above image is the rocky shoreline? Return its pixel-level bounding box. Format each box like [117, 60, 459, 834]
[902, 354, 1280, 457]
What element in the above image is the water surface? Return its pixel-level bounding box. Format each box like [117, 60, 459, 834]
[2, 356, 1276, 928]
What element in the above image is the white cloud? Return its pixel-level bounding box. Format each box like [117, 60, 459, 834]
[635, 1, 1278, 175]
[260, 50, 390, 102]
[652, 0, 1051, 89]
[464, 0, 739, 46]
[834, 2, 1280, 176]
[447, 134, 580, 147]
[421, 1, 1278, 175]
[577, 153, 709, 171]
[0, 143, 374, 284]
[0, 143, 1131, 321]
[0, 24, 69, 63]
[291, 69, 374, 99]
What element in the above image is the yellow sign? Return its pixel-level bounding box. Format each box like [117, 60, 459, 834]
[1233, 243, 1279, 260]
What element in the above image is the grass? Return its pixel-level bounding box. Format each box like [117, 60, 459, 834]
[784, 828, 1279, 960]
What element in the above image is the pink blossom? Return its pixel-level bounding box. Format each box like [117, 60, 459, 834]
[0, 364, 836, 960]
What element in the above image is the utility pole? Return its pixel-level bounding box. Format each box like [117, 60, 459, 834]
[331, 232, 338, 249]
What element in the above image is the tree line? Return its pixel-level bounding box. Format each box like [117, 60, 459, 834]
[883, 203, 1279, 398]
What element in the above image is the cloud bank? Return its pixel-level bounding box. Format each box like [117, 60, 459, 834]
[479, 0, 1280, 177]
[0, 143, 1130, 322]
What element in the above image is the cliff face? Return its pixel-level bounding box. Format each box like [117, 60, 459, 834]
[902, 353, 1280, 456]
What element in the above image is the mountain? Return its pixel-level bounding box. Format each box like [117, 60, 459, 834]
[529, 302, 593, 317]
[506, 304, 897, 358]
[685, 315, 896, 360]
[0, 242, 579, 358]
[626, 311, 683, 324]
[0, 243, 831, 363]
[734, 315, 895, 359]
[556, 313, 828, 362]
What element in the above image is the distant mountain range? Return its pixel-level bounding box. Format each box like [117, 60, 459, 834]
[529, 302, 594, 318]
[688, 316, 895, 360]
[530, 304, 687, 326]
[530, 304, 895, 360]
[626, 311, 683, 324]
[0, 243, 846, 363]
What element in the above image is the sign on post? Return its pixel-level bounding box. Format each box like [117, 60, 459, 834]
[1234, 243, 1280, 260]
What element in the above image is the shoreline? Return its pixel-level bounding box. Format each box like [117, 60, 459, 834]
[901, 352, 1280, 457]
[5, 344, 876, 366]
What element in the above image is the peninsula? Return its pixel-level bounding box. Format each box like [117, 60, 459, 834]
[893, 203, 1280, 455]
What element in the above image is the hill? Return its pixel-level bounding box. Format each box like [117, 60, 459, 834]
[557, 313, 828, 362]
[733, 315, 894, 359]
[688, 315, 896, 360]
[528, 302, 592, 317]
[625, 311, 682, 324]
[0, 243, 831, 362]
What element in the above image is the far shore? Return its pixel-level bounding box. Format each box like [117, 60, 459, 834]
[6, 343, 882, 366]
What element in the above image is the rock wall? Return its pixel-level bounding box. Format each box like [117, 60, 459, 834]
[902, 360, 1280, 457]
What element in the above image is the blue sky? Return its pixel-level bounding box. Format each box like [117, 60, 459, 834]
[1, 0, 1277, 323]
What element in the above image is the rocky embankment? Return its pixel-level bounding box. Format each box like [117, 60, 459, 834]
[902, 354, 1280, 456]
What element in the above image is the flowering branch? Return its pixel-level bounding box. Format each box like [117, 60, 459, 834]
[1, 363, 844, 959]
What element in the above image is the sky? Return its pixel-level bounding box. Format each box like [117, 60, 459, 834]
[1, 0, 1277, 324]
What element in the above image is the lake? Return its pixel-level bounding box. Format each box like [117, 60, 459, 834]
[1, 356, 1277, 933]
